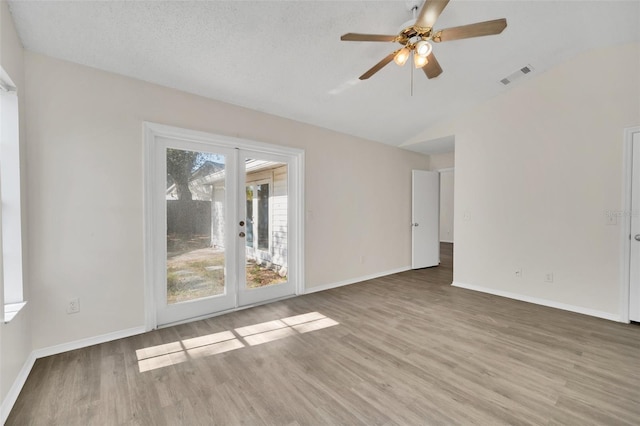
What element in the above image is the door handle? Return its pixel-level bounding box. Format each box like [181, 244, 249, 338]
[239, 232, 246, 238]
[635, 234, 640, 241]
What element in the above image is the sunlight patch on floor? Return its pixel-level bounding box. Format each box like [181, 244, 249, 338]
[136, 312, 338, 372]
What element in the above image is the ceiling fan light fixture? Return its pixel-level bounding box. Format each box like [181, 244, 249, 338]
[340, 0, 507, 81]
[415, 40, 432, 57]
[394, 47, 410, 66]
[414, 53, 429, 68]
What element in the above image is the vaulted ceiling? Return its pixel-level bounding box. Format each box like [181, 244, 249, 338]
[7, 1, 640, 153]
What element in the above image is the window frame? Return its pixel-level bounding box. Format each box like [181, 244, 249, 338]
[1, 66, 26, 322]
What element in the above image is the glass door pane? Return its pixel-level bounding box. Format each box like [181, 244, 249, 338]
[238, 152, 295, 306]
[166, 148, 228, 303]
[155, 138, 237, 327]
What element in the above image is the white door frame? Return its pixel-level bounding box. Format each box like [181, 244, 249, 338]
[620, 126, 640, 323]
[143, 122, 305, 330]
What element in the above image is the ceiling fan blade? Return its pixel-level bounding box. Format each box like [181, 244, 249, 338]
[415, 0, 450, 29]
[359, 50, 399, 80]
[341, 33, 397, 42]
[422, 52, 443, 79]
[433, 18, 507, 42]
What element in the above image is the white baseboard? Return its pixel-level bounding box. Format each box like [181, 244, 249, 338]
[1, 351, 36, 425]
[1, 325, 146, 423]
[305, 266, 411, 294]
[33, 325, 147, 359]
[451, 281, 622, 322]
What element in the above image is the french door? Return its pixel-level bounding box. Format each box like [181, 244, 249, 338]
[145, 125, 302, 327]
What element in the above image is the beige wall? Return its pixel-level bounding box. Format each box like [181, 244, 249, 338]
[0, 0, 32, 411]
[444, 42, 639, 317]
[429, 151, 454, 170]
[24, 52, 430, 349]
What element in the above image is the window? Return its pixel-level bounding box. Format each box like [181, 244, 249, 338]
[1, 67, 26, 322]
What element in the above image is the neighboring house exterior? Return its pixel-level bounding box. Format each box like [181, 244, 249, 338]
[167, 160, 288, 276]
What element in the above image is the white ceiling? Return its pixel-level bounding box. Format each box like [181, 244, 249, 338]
[7, 1, 640, 153]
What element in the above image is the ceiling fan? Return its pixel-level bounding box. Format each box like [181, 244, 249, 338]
[341, 0, 507, 80]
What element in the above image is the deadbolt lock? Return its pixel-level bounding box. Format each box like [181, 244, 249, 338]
[239, 232, 246, 238]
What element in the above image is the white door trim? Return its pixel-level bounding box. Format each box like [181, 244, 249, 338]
[620, 126, 640, 324]
[143, 122, 305, 331]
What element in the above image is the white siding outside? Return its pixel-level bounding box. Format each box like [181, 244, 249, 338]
[271, 165, 288, 271]
[210, 184, 225, 249]
[207, 164, 287, 272]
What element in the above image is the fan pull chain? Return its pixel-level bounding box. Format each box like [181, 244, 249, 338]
[409, 4, 418, 97]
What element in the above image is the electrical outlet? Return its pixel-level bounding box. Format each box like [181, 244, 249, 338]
[67, 298, 80, 314]
[545, 273, 554, 283]
[515, 268, 523, 278]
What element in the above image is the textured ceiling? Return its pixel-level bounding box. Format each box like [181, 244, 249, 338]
[7, 0, 640, 152]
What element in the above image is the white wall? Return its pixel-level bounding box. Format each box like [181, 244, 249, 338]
[24, 52, 430, 349]
[429, 152, 455, 243]
[427, 42, 639, 319]
[0, 0, 32, 415]
[439, 170, 454, 243]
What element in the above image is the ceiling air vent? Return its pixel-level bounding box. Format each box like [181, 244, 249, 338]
[499, 64, 534, 86]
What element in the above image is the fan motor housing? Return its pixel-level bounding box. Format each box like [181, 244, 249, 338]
[398, 26, 432, 46]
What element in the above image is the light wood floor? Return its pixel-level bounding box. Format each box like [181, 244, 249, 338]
[8, 243, 640, 425]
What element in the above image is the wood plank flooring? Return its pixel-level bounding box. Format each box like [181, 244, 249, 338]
[8, 243, 640, 425]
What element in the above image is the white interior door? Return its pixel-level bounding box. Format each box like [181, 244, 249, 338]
[630, 132, 640, 322]
[412, 170, 440, 269]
